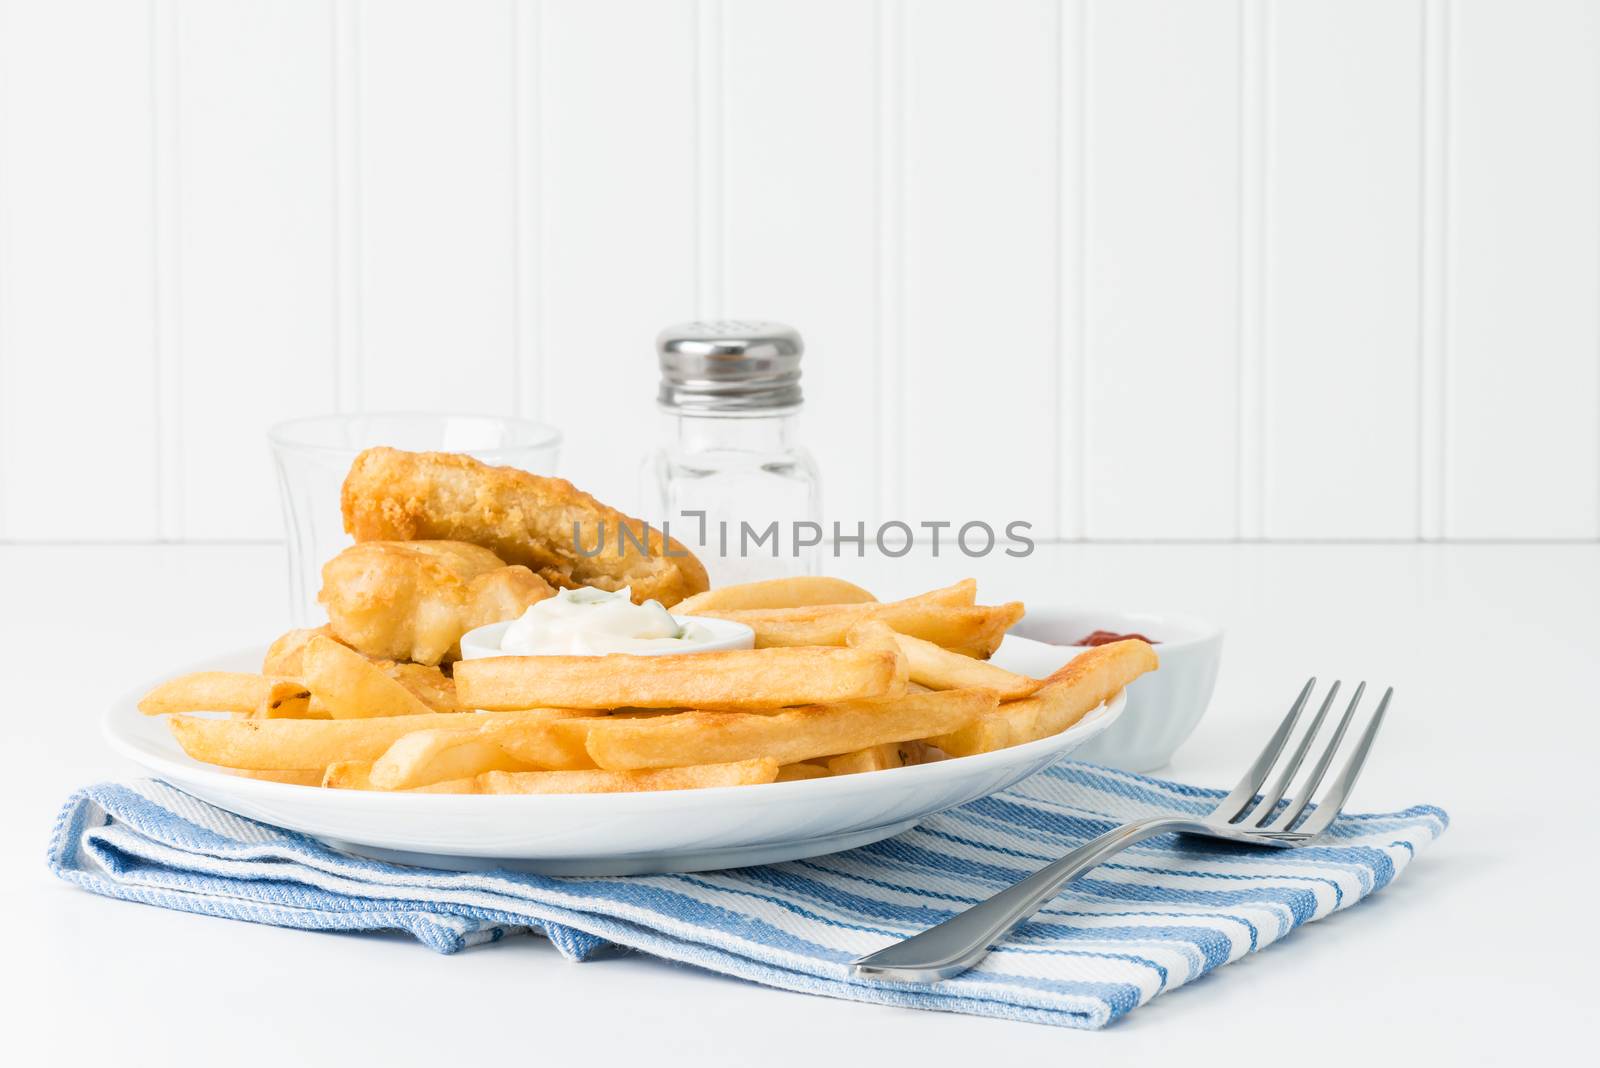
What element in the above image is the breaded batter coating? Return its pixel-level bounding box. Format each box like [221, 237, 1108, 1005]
[318, 539, 555, 665]
[340, 447, 709, 607]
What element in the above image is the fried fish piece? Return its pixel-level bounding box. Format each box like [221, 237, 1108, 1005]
[340, 447, 709, 607]
[318, 539, 555, 665]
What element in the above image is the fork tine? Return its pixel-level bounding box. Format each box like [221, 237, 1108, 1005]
[1266, 681, 1364, 831]
[1244, 681, 1340, 827]
[1293, 686, 1391, 837]
[1210, 677, 1315, 823]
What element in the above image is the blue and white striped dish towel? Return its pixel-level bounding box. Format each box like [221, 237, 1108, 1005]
[49, 764, 1446, 1030]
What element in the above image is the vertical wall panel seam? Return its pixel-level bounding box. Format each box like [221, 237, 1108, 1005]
[1437, 0, 1454, 539]
[332, 0, 363, 412]
[1236, 0, 1266, 541]
[693, 0, 724, 321]
[717, 0, 729, 317]
[511, 0, 543, 420]
[1056, 0, 1087, 540]
[1076, 0, 1090, 538]
[151, 0, 182, 540]
[874, 0, 906, 519]
[895, 3, 908, 520]
[1051, 0, 1065, 540]
[1257, 0, 1272, 540]
[692, 0, 701, 318]
[509, 0, 523, 416]
[0, 1, 9, 537]
[1419, 0, 1450, 539]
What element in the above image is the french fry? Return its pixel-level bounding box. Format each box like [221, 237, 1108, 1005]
[585, 688, 996, 770]
[262, 626, 338, 676]
[139, 672, 311, 719]
[167, 709, 552, 770]
[674, 576, 877, 614]
[455, 645, 902, 711]
[233, 768, 324, 786]
[421, 759, 781, 795]
[728, 602, 1022, 658]
[926, 715, 1011, 759]
[844, 621, 910, 693]
[265, 629, 460, 712]
[369, 728, 533, 790]
[823, 744, 899, 776]
[823, 740, 944, 776]
[775, 762, 831, 782]
[364, 714, 599, 788]
[692, 579, 975, 627]
[862, 629, 1043, 700]
[302, 636, 435, 719]
[932, 639, 1158, 756]
[322, 761, 375, 789]
[496, 716, 603, 770]
[378, 660, 460, 713]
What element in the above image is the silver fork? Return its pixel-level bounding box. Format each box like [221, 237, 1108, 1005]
[851, 678, 1391, 983]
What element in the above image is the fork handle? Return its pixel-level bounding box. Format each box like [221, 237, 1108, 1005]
[851, 816, 1196, 983]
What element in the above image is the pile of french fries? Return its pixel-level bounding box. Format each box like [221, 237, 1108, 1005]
[139, 577, 1158, 795]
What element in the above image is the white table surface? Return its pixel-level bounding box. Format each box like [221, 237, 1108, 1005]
[6, 542, 1594, 1065]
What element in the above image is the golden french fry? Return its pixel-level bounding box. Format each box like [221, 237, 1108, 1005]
[369, 728, 534, 790]
[844, 621, 910, 693]
[302, 636, 435, 719]
[426, 758, 780, 795]
[494, 716, 602, 770]
[927, 715, 1011, 759]
[233, 768, 324, 786]
[823, 744, 899, 776]
[378, 660, 461, 713]
[898, 603, 1022, 658]
[455, 645, 902, 711]
[585, 688, 996, 770]
[674, 576, 877, 614]
[265, 629, 460, 712]
[167, 709, 550, 770]
[932, 639, 1158, 756]
[139, 672, 311, 719]
[262, 626, 338, 676]
[322, 761, 375, 790]
[823, 740, 944, 776]
[775, 762, 831, 782]
[692, 579, 975, 627]
[728, 602, 1022, 658]
[864, 629, 1042, 700]
[408, 776, 476, 794]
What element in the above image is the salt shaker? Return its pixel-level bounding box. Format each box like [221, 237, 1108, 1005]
[642, 321, 821, 586]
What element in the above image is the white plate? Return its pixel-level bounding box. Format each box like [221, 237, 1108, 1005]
[103, 635, 1123, 875]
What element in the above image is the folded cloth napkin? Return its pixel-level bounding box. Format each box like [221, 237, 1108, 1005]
[49, 764, 1446, 1029]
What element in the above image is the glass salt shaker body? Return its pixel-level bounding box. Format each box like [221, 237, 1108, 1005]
[641, 321, 821, 587]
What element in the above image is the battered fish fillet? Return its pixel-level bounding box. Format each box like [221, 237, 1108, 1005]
[317, 539, 555, 665]
[340, 447, 710, 607]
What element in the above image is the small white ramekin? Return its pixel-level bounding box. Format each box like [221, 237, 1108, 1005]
[1010, 608, 1223, 772]
[458, 615, 756, 661]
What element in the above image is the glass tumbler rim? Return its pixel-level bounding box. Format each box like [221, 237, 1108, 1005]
[267, 411, 563, 458]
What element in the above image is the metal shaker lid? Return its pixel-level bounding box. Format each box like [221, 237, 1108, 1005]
[656, 320, 803, 412]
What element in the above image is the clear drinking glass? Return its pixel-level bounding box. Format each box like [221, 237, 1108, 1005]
[268, 413, 562, 626]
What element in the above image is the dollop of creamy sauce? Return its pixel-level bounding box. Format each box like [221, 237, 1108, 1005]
[499, 586, 714, 655]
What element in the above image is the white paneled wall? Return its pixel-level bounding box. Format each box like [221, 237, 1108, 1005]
[0, 0, 1596, 543]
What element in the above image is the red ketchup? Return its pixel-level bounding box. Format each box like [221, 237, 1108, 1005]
[1070, 629, 1158, 647]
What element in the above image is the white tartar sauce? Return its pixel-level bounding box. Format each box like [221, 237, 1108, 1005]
[499, 586, 714, 656]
